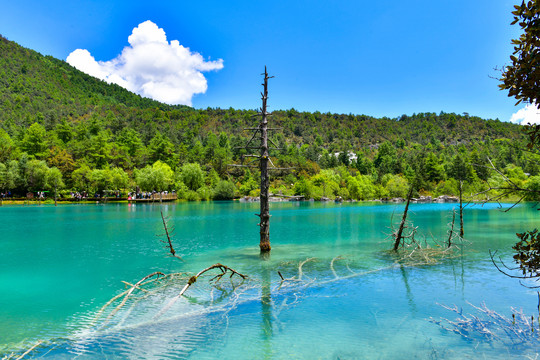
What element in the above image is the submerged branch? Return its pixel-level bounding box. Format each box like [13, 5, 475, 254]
[433, 302, 540, 348]
[154, 263, 246, 320]
[105, 272, 165, 323]
[298, 258, 316, 281]
[330, 256, 344, 279]
[13, 340, 42, 360]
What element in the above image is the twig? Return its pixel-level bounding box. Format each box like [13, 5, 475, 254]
[122, 281, 149, 293]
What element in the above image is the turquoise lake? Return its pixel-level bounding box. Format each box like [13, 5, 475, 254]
[1, 201, 539, 359]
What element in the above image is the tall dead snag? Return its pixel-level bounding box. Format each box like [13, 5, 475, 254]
[258, 67, 272, 253]
[229, 67, 290, 254]
[393, 184, 414, 251]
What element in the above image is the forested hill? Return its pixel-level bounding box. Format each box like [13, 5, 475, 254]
[0, 35, 188, 127]
[0, 35, 534, 202]
[0, 34, 522, 149]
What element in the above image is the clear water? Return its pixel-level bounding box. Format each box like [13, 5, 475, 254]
[1, 201, 539, 359]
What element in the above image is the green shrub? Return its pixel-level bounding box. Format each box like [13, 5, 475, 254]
[185, 190, 200, 201]
[197, 186, 212, 201]
[213, 180, 235, 200]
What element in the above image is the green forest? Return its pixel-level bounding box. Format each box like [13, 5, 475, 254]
[1, 34, 538, 202]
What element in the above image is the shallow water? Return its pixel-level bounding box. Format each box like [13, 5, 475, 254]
[1, 201, 539, 358]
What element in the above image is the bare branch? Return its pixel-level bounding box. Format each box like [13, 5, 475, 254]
[489, 250, 536, 279]
[160, 210, 182, 261]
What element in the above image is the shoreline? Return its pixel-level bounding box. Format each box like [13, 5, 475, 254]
[0, 194, 506, 206]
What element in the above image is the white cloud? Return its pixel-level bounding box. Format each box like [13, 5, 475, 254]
[510, 103, 540, 125]
[66, 20, 223, 106]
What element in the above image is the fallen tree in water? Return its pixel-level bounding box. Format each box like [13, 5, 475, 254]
[154, 263, 247, 320]
[387, 185, 466, 265]
[91, 264, 246, 328]
[431, 301, 540, 350]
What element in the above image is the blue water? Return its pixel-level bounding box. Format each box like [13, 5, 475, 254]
[0, 201, 539, 358]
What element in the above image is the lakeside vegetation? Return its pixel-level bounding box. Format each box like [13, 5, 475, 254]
[1, 34, 539, 203]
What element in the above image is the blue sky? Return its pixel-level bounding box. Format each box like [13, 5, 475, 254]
[1, 0, 533, 123]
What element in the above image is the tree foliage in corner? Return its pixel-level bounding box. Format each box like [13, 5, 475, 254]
[501, 1, 540, 151]
[513, 229, 540, 277]
[500, 1, 540, 280]
[500, 0, 540, 107]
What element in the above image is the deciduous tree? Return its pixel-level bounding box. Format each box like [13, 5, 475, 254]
[179, 163, 205, 191]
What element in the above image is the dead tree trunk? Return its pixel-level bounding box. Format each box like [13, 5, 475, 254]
[393, 184, 414, 251]
[228, 67, 290, 254]
[448, 208, 456, 248]
[259, 68, 271, 253]
[459, 180, 464, 238]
